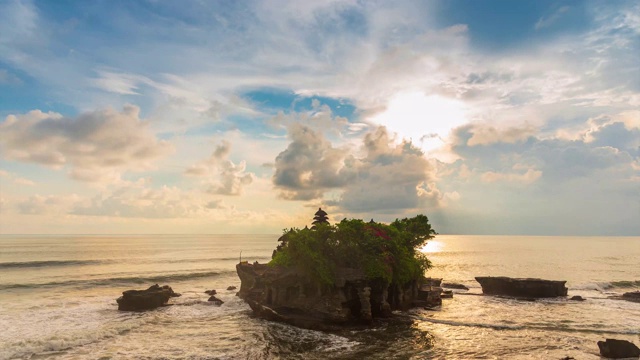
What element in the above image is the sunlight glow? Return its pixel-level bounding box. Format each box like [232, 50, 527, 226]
[369, 92, 468, 152]
[420, 240, 443, 253]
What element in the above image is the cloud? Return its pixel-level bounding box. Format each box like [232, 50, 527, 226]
[273, 124, 441, 213]
[433, 119, 640, 235]
[534, 6, 570, 30]
[185, 140, 254, 196]
[273, 123, 354, 200]
[0, 105, 173, 183]
[0, 69, 22, 85]
[466, 124, 537, 146]
[72, 184, 206, 218]
[481, 168, 542, 184]
[17, 194, 81, 215]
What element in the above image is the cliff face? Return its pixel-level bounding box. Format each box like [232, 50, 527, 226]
[236, 262, 436, 330]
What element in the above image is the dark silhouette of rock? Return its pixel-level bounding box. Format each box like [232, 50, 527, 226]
[475, 277, 567, 298]
[208, 295, 224, 305]
[569, 295, 585, 301]
[236, 262, 428, 330]
[442, 282, 469, 290]
[622, 291, 640, 303]
[559, 357, 575, 360]
[116, 284, 181, 311]
[597, 338, 640, 359]
[227, 286, 237, 291]
[205, 289, 217, 295]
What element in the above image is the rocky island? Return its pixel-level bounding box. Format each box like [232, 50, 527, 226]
[236, 210, 441, 330]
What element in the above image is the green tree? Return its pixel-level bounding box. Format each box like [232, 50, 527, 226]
[270, 214, 435, 286]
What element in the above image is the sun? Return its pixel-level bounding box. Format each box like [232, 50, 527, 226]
[369, 91, 468, 152]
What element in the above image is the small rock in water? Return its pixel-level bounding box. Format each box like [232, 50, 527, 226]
[116, 284, 181, 311]
[442, 282, 469, 290]
[597, 338, 640, 359]
[208, 295, 224, 305]
[205, 289, 217, 295]
[559, 357, 575, 360]
[227, 286, 237, 291]
[569, 295, 585, 301]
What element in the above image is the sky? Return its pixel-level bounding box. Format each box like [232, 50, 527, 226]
[0, 0, 638, 235]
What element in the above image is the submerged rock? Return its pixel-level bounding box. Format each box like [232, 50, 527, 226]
[569, 295, 585, 301]
[116, 284, 181, 311]
[442, 282, 469, 290]
[227, 286, 237, 291]
[597, 338, 640, 359]
[475, 276, 567, 298]
[205, 289, 217, 295]
[236, 262, 427, 330]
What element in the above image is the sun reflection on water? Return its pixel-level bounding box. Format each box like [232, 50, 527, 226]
[420, 240, 443, 253]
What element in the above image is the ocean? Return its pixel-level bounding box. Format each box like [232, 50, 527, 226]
[0, 235, 638, 359]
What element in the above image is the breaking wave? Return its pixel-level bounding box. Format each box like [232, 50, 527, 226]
[0, 270, 235, 290]
[0, 260, 106, 269]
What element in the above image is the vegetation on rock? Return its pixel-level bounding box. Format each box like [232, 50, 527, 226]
[270, 212, 436, 286]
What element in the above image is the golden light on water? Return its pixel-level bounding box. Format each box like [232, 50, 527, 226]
[421, 240, 443, 253]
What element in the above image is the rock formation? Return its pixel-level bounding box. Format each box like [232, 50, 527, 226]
[475, 277, 567, 298]
[236, 262, 440, 330]
[208, 295, 224, 305]
[116, 284, 181, 311]
[597, 339, 640, 359]
[442, 282, 469, 290]
[622, 291, 640, 303]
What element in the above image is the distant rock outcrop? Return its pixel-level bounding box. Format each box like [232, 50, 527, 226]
[475, 277, 568, 298]
[116, 284, 181, 311]
[442, 282, 469, 290]
[622, 291, 640, 303]
[236, 262, 439, 330]
[597, 339, 640, 359]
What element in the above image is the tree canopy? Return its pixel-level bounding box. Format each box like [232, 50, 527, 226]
[270, 214, 435, 286]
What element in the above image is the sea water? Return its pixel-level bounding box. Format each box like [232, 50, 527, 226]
[0, 235, 638, 359]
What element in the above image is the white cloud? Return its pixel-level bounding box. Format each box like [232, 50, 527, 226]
[0, 105, 173, 183]
[185, 140, 254, 196]
[480, 168, 542, 184]
[273, 124, 441, 214]
[534, 6, 570, 30]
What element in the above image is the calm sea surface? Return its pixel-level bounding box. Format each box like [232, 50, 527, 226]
[0, 235, 638, 359]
